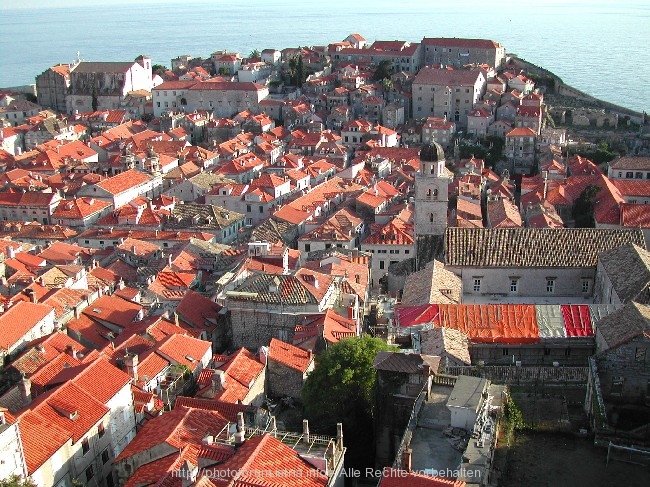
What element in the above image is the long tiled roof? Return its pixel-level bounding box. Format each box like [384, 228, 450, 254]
[609, 156, 650, 170]
[445, 227, 645, 267]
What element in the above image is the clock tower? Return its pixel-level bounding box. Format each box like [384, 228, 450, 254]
[414, 142, 450, 237]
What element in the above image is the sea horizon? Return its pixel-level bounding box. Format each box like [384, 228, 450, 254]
[1, 0, 648, 113]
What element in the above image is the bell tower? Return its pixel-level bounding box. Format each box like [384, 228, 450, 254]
[414, 142, 450, 237]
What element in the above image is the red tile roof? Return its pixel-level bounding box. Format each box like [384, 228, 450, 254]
[0, 302, 53, 352]
[114, 406, 230, 462]
[95, 169, 151, 195]
[621, 203, 650, 228]
[156, 334, 211, 372]
[379, 468, 464, 487]
[269, 338, 313, 373]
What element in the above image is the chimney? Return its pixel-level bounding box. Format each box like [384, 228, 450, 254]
[336, 422, 343, 450]
[307, 349, 314, 361]
[66, 344, 78, 359]
[26, 289, 37, 303]
[270, 416, 277, 431]
[168, 254, 172, 267]
[212, 370, 226, 392]
[124, 353, 139, 380]
[258, 346, 268, 366]
[118, 278, 126, 290]
[74, 305, 81, 319]
[402, 448, 412, 471]
[542, 170, 548, 200]
[19, 377, 32, 405]
[234, 411, 245, 444]
[302, 419, 310, 444]
[7, 246, 16, 259]
[0, 407, 6, 425]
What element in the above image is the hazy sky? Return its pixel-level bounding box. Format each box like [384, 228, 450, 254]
[2, 0, 636, 9]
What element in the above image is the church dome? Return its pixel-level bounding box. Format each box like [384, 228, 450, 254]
[420, 142, 445, 163]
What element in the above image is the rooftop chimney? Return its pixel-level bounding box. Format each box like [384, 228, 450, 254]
[336, 422, 343, 450]
[302, 419, 310, 444]
[124, 353, 139, 380]
[66, 344, 78, 359]
[19, 377, 32, 406]
[212, 370, 226, 392]
[235, 411, 245, 444]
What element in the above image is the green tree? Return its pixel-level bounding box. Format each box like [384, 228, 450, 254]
[372, 60, 392, 82]
[302, 336, 394, 469]
[151, 64, 168, 75]
[381, 77, 393, 94]
[572, 184, 601, 227]
[249, 49, 261, 59]
[0, 476, 37, 487]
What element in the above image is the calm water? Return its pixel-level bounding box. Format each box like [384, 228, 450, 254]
[1, 0, 648, 113]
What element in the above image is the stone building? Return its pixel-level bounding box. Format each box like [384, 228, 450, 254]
[36, 64, 71, 113]
[66, 58, 153, 114]
[421, 37, 506, 69]
[445, 227, 646, 299]
[267, 338, 315, 401]
[412, 67, 486, 127]
[586, 302, 650, 424]
[594, 244, 650, 305]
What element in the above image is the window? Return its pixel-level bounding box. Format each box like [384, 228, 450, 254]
[379, 260, 385, 270]
[85, 466, 94, 482]
[304, 244, 310, 252]
[544, 348, 551, 356]
[98, 423, 105, 438]
[102, 449, 110, 464]
[510, 279, 518, 293]
[429, 213, 434, 222]
[405, 250, 410, 254]
[635, 348, 647, 363]
[259, 206, 263, 213]
[636, 172, 643, 179]
[106, 474, 115, 487]
[473, 278, 481, 292]
[546, 279, 555, 294]
[502, 348, 509, 356]
[82, 438, 90, 455]
[626, 171, 634, 178]
[246, 204, 251, 212]
[582, 280, 590, 293]
[611, 377, 624, 395]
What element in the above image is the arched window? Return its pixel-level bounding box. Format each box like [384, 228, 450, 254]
[426, 189, 431, 197]
[429, 213, 434, 222]
[433, 188, 438, 198]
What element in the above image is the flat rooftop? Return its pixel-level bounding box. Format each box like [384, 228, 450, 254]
[410, 384, 463, 474]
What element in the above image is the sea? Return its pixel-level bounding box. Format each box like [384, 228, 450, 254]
[1, 0, 649, 113]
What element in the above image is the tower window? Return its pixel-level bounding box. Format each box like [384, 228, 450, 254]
[429, 213, 434, 222]
[433, 188, 438, 198]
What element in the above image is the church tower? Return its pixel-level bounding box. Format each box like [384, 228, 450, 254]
[414, 142, 450, 237]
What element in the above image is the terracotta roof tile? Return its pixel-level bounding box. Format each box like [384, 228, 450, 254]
[446, 227, 645, 267]
[268, 338, 313, 373]
[0, 302, 54, 352]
